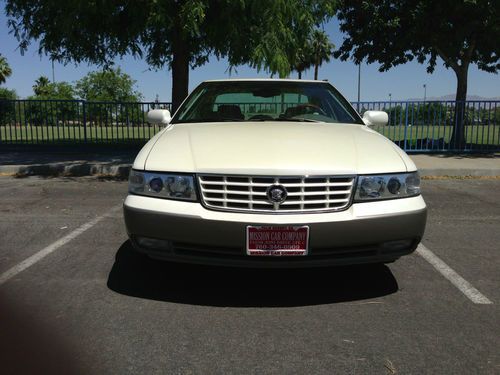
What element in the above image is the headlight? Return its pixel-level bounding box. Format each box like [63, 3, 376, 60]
[354, 172, 420, 201]
[128, 170, 197, 201]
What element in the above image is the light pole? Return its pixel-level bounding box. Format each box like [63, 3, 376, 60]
[423, 84, 427, 103]
[357, 63, 361, 102]
[357, 62, 361, 112]
[388, 93, 392, 126]
[51, 59, 56, 82]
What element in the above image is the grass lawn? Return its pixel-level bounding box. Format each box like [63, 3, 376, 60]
[0, 124, 162, 144]
[373, 124, 499, 147]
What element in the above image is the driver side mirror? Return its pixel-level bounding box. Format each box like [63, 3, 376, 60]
[362, 110, 388, 127]
[147, 109, 171, 125]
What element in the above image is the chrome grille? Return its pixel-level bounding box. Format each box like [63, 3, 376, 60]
[198, 175, 356, 213]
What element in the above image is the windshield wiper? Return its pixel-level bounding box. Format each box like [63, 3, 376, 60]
[174, 118, 245, 124]
[275, 117, 321, 123]
[175, 117, 321, 124]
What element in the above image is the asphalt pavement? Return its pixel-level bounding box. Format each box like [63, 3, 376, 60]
[0, 176, 499, 374]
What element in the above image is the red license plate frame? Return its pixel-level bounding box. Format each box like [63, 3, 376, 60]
[246, 226, 309, 256]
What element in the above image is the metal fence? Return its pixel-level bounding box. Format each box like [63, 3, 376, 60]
[0, 99, 498, 152]
[0, 99, 171, 144]
[353, 100, 499, 152]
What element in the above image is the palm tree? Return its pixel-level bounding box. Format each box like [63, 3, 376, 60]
[33, 76, 51, 96]
[0, 55, 13, 84]
[293, 47, 313, 79]
[310, 30, 334, 80]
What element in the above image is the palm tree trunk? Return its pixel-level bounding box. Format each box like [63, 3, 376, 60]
[314, 52, 319, 80]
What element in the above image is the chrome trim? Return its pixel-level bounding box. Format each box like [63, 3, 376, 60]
[197, 174, 357, 214]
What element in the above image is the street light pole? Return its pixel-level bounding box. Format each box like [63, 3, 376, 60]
[357, 63, 361, 102]
[388, 93, 392, 126]
[423, 84, 427, 103]
[51, 59, 56, 82]
[357, 62, 361, 112]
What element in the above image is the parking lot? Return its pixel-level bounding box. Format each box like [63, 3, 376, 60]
[0, 175, 499, 374]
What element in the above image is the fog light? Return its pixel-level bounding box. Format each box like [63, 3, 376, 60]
[136, 236, 172, 250]
[380, 239, 414, 252]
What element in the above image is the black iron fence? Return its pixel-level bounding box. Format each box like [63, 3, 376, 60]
[0, 99, 171, 144]
[0, 99, 498, 152]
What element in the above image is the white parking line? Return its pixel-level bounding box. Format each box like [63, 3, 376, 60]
[0, 205, 121, 287]
[416, 244, 493, 304]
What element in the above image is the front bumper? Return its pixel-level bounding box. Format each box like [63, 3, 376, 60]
[123, 195, 427, 268]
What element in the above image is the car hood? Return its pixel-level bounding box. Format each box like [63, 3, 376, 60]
[141, 121, 411, 175]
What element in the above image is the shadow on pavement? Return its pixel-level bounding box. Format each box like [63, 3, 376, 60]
[0, 150, 137, 166]
[107, 241, 399, 307]
[0, 292, 85, 375]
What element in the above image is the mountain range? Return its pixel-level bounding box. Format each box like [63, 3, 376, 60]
[407, 94, 500, 101]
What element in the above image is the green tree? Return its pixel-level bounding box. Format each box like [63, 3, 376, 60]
[6, 1, 336, 110]
[386, 102, 454, 127]
[75, 68, 142, 102]
[0, 87, 17, 125]
[32, 81, 75, 100]
[291, 29, 334, 79]
[33, 76, 51, 96]
[0, 55, 12, 84]
[0, 87, 17, 100]
[292, 46, 313, 79]
[335, 0, 500, 149]
[75, 68, 143, 127]
[27, 80, 77, 126]
[310, 29, 334, 80]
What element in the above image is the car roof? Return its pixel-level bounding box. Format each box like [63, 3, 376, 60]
[202, 78, 328, 84]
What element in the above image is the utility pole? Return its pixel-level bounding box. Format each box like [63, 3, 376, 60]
[357, 62, 361, 112]
[357, 63, 361, 102]
[51, 59, 56, 82]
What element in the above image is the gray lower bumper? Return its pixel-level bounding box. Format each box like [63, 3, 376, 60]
[123, 196, 427, 268]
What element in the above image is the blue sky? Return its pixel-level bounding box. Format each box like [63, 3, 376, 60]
[0, 9, 498, 102]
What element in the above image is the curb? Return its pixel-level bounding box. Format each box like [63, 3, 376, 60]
[0, 163, 132, 178]
[419, 169, 500, 177]
[1, 162, 499, 178]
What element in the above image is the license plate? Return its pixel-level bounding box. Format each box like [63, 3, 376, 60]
[246, 226, 309, 256]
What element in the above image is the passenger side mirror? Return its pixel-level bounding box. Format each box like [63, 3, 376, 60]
[147, 109, 171, 125]
[362, 110, 388, 127]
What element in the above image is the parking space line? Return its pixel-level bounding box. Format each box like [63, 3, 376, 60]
[0, 205, 122, 287]
[416, 244, 493, 305]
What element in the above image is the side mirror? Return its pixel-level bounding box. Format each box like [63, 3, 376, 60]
[362, 110, 388, 127]
[147, 109, 171, 125]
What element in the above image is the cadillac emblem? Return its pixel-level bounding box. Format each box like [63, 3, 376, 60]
[266, 185, 288, 209]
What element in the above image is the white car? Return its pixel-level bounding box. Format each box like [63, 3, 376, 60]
[124, 79, 427, 267]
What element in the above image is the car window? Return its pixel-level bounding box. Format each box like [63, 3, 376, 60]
[173, 81, 363, 125]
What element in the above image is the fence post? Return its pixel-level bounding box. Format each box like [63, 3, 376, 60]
[82, 100, 87, 143]
[403, 102, 409, 151]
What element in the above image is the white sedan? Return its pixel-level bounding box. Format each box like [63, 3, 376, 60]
[124, 79, 427, 267]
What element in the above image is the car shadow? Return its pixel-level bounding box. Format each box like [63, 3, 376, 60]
[107, 241, 399, 307]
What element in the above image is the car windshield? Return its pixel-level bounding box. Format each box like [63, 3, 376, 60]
[172, 81, 363, 125]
